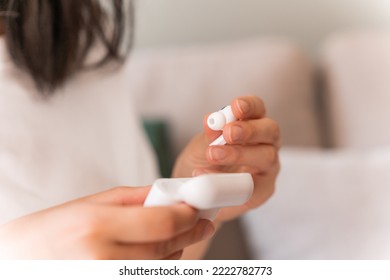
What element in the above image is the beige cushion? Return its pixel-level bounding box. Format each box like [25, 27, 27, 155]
[322, 32, 390, 149]
[243, 148, 390, 259]
[128, 39, 321, 156]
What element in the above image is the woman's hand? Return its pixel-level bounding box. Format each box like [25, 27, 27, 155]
[0, 187, 215, 259]
[173, 96, 280, 222]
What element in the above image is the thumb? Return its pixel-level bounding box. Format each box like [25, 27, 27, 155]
[80, 186, 152, 206]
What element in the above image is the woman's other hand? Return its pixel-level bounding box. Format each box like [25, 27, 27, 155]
[173, 95, 280, 222]
[0, 187, 215, 259]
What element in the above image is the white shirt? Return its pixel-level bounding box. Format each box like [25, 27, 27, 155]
[0, 38, 159, 224]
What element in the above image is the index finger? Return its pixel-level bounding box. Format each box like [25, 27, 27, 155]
[102, 203, 199, 243]
[79, 186, 152, 206]
[231, 96, 266, 120]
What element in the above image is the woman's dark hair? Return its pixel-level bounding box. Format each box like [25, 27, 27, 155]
[0, 0, 133, 94]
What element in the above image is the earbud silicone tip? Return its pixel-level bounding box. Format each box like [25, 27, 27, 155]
[207, 112, 226, 131]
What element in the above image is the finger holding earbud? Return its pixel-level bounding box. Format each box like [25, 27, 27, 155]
[203, 96, 267, 145]
[206, 144, 278, 173]
[223, 118, 281, 148]
[231, 96, 266, 120]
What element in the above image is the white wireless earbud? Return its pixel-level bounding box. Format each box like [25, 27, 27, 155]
[207, 105, 237, 146]
[207, 106, 236, 131]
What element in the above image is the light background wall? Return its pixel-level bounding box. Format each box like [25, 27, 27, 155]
[133, 0, 390, 55]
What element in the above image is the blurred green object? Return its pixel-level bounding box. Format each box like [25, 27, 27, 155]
[142, 119, 174, 178]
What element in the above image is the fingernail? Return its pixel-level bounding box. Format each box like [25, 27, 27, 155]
[229, 125, 243, 142]
[237, 99, 250, 114]
[201, 221, 216, 239]
[209, 147, 227, 161]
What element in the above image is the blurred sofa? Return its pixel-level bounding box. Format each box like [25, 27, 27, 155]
[128, 32, 390, 259]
